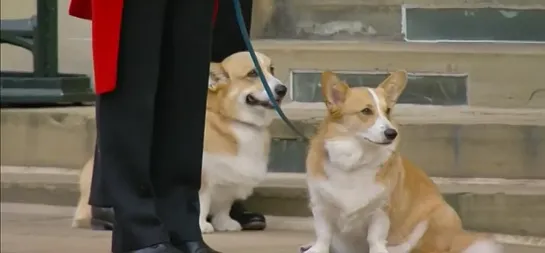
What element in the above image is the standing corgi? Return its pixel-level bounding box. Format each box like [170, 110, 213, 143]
[302, 71, 503, 253]
[200, 51, 286, 233]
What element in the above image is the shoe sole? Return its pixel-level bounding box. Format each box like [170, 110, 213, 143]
[241, 221, 266, 231]
[90, 218, 114, 231]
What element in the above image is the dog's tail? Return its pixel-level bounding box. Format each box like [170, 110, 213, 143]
[445, 230, 504, 253]
[462, 235, 503, 253]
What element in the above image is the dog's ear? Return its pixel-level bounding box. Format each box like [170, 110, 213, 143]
[321, 71, 349, 118]
[377, 70, 408, 107]
[208, 63, 229, 92]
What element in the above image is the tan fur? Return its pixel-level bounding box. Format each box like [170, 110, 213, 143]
[386, 157, 496, 253]
[250, 0, 276, 39]
[72, 157, 93, 228]
[203, 52, 275, 157]
[73, 52, 283, 234]
[199, 51, 280, 233]
[304, 71, 501, 253]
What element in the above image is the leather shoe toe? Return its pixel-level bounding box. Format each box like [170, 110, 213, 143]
[177, 241, 221, 253]
[129, 243, 182, 253]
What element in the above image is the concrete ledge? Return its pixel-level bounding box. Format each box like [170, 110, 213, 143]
[254, 40, 545, 108]
[2, 167, 545, 236]
[247, 173, 545, 237]
[269, 104, 545, 179]
[2, 106, 544, 179]
[265, 216, 545, 249]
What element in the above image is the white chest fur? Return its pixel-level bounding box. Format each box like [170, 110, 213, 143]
[309, 138, 390, 234]
[310, 169, 388, 233]
[202, 121, 269, 197]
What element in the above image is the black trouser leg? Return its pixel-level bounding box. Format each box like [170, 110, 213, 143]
[98, 0, 170, 251]
[89, 99, 111, 207]
[211, 0, 253, 62]
[151, 0, 213, 245]
[98, 0, 213, 251]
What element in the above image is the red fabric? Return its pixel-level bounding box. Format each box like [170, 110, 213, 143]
[68, 0, 220, 94]
[68, 0, 91, 20]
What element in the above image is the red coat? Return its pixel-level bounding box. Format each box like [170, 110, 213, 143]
[69, 0, 220, 94]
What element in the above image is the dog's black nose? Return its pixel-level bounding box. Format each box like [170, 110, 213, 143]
[384, 128, 398, 141]
[274, 85, 288, 97]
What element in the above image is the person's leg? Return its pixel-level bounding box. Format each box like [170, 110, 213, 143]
[89, 99, 112, 207]
[211, 0, 253, 62]
[210, 0, 267, 231]
[149, 0, 217, 252]
[97, 0, 171, 251]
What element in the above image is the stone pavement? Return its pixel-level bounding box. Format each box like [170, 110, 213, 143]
[1, 203, 312, 253]
[1, 203, 543, 253]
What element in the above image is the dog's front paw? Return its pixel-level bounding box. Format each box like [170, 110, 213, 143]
[301, 244, 329, 253]
[212, 217, 242, 232]
[200, 221, 215, 234]
[370, 245, 389, 253]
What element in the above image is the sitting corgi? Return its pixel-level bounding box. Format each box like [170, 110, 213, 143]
[200, 51, 286, 233]
[302, 71, 503, 253]
[72, 52, 287, 234]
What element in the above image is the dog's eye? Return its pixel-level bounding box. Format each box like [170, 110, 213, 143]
[385, 108, 391, 116]
[269, 66, 275, 75]
[247, 69, 258, 78]
[361, 108, 373, 115]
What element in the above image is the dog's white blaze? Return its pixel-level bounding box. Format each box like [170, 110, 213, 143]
[363, 88, 391, 143]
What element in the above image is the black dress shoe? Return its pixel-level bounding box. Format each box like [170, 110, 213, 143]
[91, 206, 115, 231]
[229, 201, 266, 231]
[201, 240, 221, 253]
[129, 243, 182, 253]
[176, 241, 221, 253]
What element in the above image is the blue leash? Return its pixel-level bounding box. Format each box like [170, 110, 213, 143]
[232, 0, 308, 141]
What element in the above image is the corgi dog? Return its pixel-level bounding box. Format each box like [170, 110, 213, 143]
[72, 156, 94, 228]
[72, 52, 287, 233]
[302, 71, 503, 253]
[200, 51, 286, 233]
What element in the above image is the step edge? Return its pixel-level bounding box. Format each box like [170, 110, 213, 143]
[278, 103, 545, 126]
[2, 166, 545, 195]
[265, 215, 545, 247]
[253, 40, 545, 56]
[3, 105, 544, 126]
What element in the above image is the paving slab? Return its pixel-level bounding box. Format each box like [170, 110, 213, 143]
[0, 203, 312, 253]
[2, 167, 545, 236]
[1, 203, 543, 253]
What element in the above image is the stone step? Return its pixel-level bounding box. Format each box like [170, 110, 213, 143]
[252, 0, 545, 42]
[2, 166, 545, 237]
[246, 173, 545, 237]
[1, 106, 544, 178]
[268, 103, 545, 179]
[253, 40, 545, 108]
